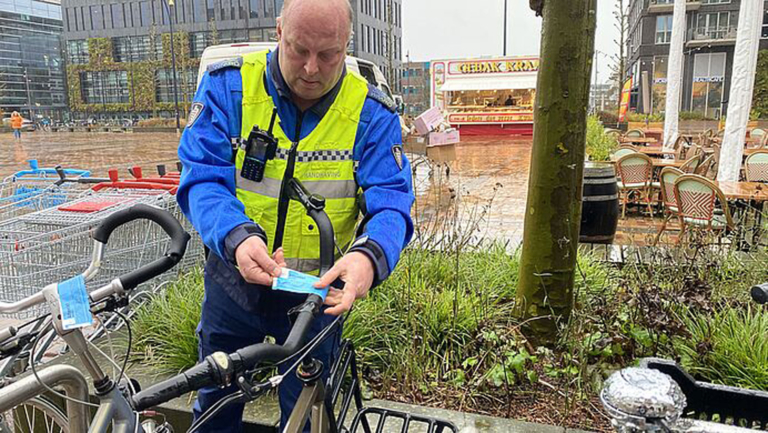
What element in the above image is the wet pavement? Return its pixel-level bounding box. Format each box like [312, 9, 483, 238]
[0, 131, 180, 179]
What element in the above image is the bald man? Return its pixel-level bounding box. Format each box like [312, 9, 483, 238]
[176, 0, 414, 431]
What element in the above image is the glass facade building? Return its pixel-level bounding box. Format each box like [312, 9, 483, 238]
[626, 0, 768, 119]
[0, 0, 66, 119]
[61, 0, 401, 119]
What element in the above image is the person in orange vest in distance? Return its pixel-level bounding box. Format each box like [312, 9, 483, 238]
[10, 111, 23, 140]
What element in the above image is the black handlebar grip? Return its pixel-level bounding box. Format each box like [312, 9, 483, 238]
[92, 204, 190, 290]
[751, 283, 768, 305]
[131, 361, 214, 411]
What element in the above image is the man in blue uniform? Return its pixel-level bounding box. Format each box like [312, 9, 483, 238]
[176, 0, 414, 431]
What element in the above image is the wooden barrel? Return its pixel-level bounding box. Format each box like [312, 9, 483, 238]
[580, 162, 619, 244]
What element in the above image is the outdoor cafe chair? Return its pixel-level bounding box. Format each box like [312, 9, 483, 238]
[745, 150, 768, 182]
[674, 174, 734, 243]
[750, 128, 766, 142]
[612, 148, 636, 160]
[694, 155, 716, 178]
[680, 153, 703, 173]
[616, 152, 655, 218]
[653, 167, 684, 246]
[624, 129, 645, 139]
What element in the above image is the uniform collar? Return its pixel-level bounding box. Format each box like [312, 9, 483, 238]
[268, 47, 347, 118]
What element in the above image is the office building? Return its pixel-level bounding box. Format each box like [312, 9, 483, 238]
[626, 0, 768, 118]
[401, 60, 429, 116]
[60, 0, 402, 118]
[0, 0, 66, 120]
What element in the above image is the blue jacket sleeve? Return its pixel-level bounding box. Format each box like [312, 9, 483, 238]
[353, 102, 415, 277]
[177, 70, 252, 260]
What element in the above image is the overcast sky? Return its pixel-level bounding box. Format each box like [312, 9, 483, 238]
[402, 0, 621, 84]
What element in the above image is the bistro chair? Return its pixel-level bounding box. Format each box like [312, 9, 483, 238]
[673, 136, 689, 161]
[745, 150, 768, 182]
[612, 148, 636, 160]
[694, 155, 714, 176]
[653, 167, 684, 245]
[750, 128, 766, 142]
[625, 129, 645, 139]
[680, 153, 703, 173]
[616, 153, 655, 218]
[674, 174, 734, 243]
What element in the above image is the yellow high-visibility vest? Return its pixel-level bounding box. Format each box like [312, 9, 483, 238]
[236, 50, 368, 273]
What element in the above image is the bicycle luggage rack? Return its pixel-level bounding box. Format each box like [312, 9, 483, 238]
[329, 340, 458, 433]
[350, 407, 458, 433]
[640, 358, 768, 430]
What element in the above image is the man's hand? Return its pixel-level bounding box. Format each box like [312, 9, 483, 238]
[235, 237, 283, 285]
[314, 252, 374, 316]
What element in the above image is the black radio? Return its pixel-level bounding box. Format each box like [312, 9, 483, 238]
[241, 109, 278, 183]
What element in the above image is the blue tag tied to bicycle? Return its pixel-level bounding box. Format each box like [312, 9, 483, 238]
[272, 268, 329, 301]
[57, 275, 93, 330]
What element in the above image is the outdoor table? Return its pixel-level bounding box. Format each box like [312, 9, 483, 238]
[638, 147, 676, 157]
[651, 159, 684, 169]
[621, 137, 658, 146]
[715, 181, 768, 202]
[715, 181, 768, 249]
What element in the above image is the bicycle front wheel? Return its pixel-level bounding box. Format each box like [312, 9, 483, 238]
[0, 396, 69, 433]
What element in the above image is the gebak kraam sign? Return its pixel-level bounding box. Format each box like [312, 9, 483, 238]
[454, 60, 540, 75]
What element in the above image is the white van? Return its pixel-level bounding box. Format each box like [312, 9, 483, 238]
[197, 42, 395, 101]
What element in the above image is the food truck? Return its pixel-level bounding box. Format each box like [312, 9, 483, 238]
[430, 56, 539, 135]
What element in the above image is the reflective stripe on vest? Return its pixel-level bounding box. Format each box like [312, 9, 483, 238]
[236, 50, 369, 274]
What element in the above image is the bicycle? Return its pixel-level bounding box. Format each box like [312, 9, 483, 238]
[601, 283, 768, 432]
[0, 179, 457, 433]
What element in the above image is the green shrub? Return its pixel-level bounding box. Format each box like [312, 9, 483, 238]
[130, 268, 204, 373]
[675, 306, 768, 391]
[585, 116, 618, 162]
[679, 111, 708, 121]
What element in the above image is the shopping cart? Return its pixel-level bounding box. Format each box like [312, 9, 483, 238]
[0, 167, 109, 222]
[0, 172, 203, 319]
[0, 160, 92, 220]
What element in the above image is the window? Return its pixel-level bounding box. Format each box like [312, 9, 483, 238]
[656, 15, 673, 44]
[691, 52, 726, 119]
[67, 40, 89, 64]
[80, 7, 88, 31]
[207, 0, 215, 20]
[701, 0, 729, 3]
[249, 0, 259, 18]
[155, 69, 196, 102]
[193, 0, 205, 22]
[113, 37, 131, 62]
[190, 32, 212, 57]
[762, 8, 767, 39]
[91, 5, 104, 29]
[696, 12, 732, 40]
[80, 71, 129, 104]
[67, 8, 75, 32]
[263, 0, 275, 17]
[110, 3, 124, 28]
[139, 1, 151, 26]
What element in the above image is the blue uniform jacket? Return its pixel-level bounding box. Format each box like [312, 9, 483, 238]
[177, 50, 414, 312]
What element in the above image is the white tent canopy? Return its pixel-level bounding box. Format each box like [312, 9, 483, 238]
[439, 75, 538, 92]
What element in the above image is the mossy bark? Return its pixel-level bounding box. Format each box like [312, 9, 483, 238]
[515, 0, 597, 345]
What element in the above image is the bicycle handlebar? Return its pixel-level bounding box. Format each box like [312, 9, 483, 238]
[92, 204, 190, 291]
[131, 294, 323, 411]
[751, 283, 768, 305]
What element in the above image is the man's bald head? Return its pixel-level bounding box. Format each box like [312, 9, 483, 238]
[276, 0, 352, 110]
[280, 0, 353, 41]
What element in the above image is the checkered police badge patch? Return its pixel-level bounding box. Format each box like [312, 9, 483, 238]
[392, 145, 404, 170]
[187, 102, 204, 128]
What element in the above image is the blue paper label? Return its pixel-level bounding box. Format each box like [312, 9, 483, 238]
[272, 269, 329, 300]
[57, 275, 92, 330]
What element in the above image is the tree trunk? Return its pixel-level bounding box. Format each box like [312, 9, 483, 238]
[515, 0, 597, 345]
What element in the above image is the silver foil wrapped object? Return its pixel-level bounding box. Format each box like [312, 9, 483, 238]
[601, 368, 687, 432]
